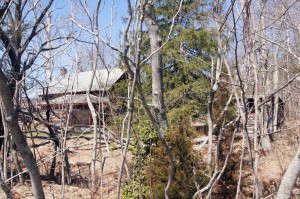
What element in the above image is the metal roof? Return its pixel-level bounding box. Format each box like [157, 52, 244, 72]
[46, 68, 124, 95]
[39, 94, 109, 106]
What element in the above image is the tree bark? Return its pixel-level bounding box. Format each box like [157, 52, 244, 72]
[144, 3, 174, 198]
[0, 69, 45, 199]
[0, 179, 13, 199]
[86, 0, 102, 188]
[239, 0, 262, 197]
[144, 3, 168, 129]
[44, 11, 58, 181]
[276, 147, 300, 199]
[0, 109, 3, 150]
[207, 0, 224, 168]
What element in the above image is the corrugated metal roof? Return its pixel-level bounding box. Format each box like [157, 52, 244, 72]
[47, 68, 124, 95]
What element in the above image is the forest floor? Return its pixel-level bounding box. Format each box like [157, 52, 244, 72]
[260, 127, 300, 198]
[193, 123, 300, 198]
[0, 125, 299, 198]
[0, 132, 131, 199]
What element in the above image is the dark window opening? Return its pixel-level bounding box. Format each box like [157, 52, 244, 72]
[247, 98, 255, 113]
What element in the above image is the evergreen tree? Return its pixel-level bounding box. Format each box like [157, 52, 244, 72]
[141, 0, 217, 123]
[122, 0, 218, 197]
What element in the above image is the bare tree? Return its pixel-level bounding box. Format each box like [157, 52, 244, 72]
[276, 146, 300, 199]
[0, 1, 62, 198]
[207, 0, 224, 169]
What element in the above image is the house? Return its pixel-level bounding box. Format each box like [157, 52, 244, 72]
[40, 68, 125, 99]
[37, 68, 126, 126]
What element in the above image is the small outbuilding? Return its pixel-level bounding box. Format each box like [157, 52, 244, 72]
[38, 68, 125, 126]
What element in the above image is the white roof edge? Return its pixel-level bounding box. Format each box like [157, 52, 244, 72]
[43, 68, 124, 95]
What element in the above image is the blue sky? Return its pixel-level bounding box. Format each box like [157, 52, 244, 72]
[54, 0, 129, 45]
[98, 0, 129, 43]
[40, 1, 130, 75]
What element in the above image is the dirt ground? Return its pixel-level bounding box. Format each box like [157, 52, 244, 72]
[0, 135, 131, 199]
[0, 126, 299, 198]
[193, 125, 300, 198]
[260, 129, 300, 197]
[7, 182, 92, 199]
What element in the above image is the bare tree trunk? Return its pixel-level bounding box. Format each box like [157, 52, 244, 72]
[45, 88, 60, 181]
[253, 52, 262, 199]
[44, 11, 58, 181]
[87, 89, 98, 188]
[60, 97, 73, 198]
[49, 143, 57, 180]
[259, 0, 272, 152]
[235, 133, 246, 199]
[144, 3, 168, 129]
[87, 1, 102, 188]
[0, 1, 56, 198]
[276, 146, 300, 199]
[9, 140, 12, 188]
[0, 103, 8, 182]
[144, 2, 174, 198]
[0, 69, 45, 199]
[12, 150, 23, 184]
[0, 179, 13, 199]
[0, 110, 3, 153]
[207, 1, 224, 168]
[99, 91, 106, 199]
[117, 72, 136, 199]
[116, 2, 135, 197]
[207, 58, 215, 169]
[273, 47, 279, 133]
[239, 0, 262, 197]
